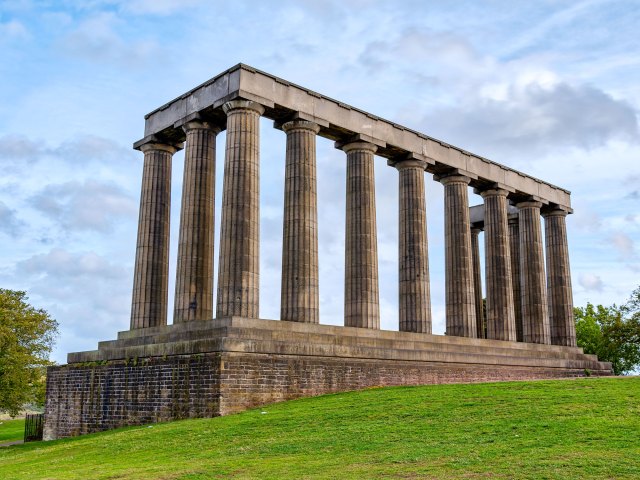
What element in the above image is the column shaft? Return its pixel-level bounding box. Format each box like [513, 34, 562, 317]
[174, 122, 218, 323]
[508, 215, 524, 342]
[518, 201, 551, 344]
[216, 100, 264, 318]
[396, 160, 432, 333]
[470, 228, 485, 338]
[344, 142, 379, 329]
[482, 189, 517, 341]
[280, 120, 321, 323]
[440, 175, 477, 337]
[544, 209, 576, 346]
[130, 143, 177, 329]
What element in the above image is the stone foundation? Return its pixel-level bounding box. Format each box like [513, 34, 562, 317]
[44, 318, 612, 440]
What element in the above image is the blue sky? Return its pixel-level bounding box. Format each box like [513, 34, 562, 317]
[1, 0, 638, 364]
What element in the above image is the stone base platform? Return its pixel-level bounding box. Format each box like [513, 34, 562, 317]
[44, 317, 612, 439]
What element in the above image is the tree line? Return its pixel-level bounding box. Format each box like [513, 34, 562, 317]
[575, 285, 640, 375]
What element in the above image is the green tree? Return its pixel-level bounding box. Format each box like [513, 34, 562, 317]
[575, 287, 640, 375]
[0, 289, 58, 416]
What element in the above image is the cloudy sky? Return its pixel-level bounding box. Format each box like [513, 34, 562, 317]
[1, 0, 638, 364]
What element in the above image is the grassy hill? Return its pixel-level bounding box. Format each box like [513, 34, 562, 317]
[0, 378, 638, 479]
[0, 419, 25, 444]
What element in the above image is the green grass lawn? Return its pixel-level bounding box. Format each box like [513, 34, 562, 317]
[0, 378, 638, 479]
[0, 419, 25, 444]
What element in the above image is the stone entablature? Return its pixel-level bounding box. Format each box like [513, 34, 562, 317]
[136, 64, 571, 209]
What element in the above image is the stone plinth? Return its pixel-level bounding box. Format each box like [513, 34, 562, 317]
[45, 317, 613, 440]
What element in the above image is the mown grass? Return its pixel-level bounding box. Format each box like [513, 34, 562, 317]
[0, 419, 25, 443]
[0, 378, 638, 479]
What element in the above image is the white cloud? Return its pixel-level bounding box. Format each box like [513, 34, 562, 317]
[30, 180, 137, 233]
[0, 134, 44, 162]
[420, 81, 639, 158]
[56, 135, 134, 164]
[497, 0, 600, 58]
[18, 248, 127, 281]
[15, 248, 132, 359]
[355, 26, 638, 160]
[0, 134, 134, 171]
[123, 0, 205, 15]
[59, 12, 158, 67]
[610, 232, 635, 258]
[0, 19, 29, 41]
[579, 273, 604, 292]
[0, 201, 23, 236]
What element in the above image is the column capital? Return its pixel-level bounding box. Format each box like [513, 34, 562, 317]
[139, 142, 182, 155]
[134, 134, 183, 153]
[340, 141, 378, 154]
[388, 152, 434, 171]
[508, 213, 519, 225]
[436, 173, 471, 186]
[479, 187, 511, 199]
[182, 119, 222, 135]
[541, 206, 571, 218]
[282, 119, 321, 134]
[516, 200, 543, 210]
[223, 99, 265, 116]
[393, 159, 427, 170]
[470, 226, 483, 235]
[474, 182, 515, 197]
[335, 132, 385, 152]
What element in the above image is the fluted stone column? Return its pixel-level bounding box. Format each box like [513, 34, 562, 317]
[130, 142, 179, 329]
[394, 158, 432, 333]
[508, 214, 524, 342]
[543, 208, 576, 346]
[517, 200, 551, 344]
[173, 121, 220, 323]
[216, 100, 264, 318]
[481, 188, 517, 341]
[470, 227, 485, 338]
[439, 174, 477, 338]
[343, 141, 380, 329]
[280, 120, 321, 323]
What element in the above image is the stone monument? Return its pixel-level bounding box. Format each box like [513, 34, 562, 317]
[43, 64, 612, 440]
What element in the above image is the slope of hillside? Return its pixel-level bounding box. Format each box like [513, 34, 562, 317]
[1, 378, 638, 479]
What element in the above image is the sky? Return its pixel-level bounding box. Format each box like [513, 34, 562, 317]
[0, 0, 638, 364]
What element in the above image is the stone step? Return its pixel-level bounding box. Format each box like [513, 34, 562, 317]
[99, 322, 591, 365]
[82, 332, 610, 372]
[114, 317, 585, 355]
[70, 317, 611, 372]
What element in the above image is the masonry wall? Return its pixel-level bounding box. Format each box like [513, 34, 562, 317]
[44, 354, 221, 440]
[44, 349, 606, 439]
[218, 351, 598, 415]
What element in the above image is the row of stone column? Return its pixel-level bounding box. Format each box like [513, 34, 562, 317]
[469, 194, 576, 346]
[129, 100, 432, 334]
[130, 100, 265, 330]
[129, 98, 574, 347]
